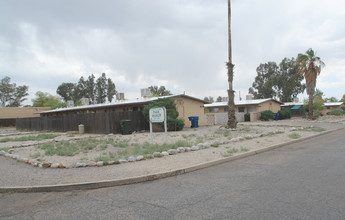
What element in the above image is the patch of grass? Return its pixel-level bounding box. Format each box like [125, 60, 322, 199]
[93, 155, 111, 165]
[301, 127, 325, 132]
[0, 133, 58, 143]
[222, 148, 239, 157]
[288, 133, 301, 139]
[30, 152, 41, 158]
[211, 142, 220, 148]
[243, 126, 250, 132]
[98, 144, 108, 151]
[240, 147, 249, 152]
[0, 147, 9, 152]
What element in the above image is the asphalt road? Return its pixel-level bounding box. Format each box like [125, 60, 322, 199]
[1, 128, 344, 220]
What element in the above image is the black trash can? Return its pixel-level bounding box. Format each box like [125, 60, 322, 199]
[120, 120, 132, 135]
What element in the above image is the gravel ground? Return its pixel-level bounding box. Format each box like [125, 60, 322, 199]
[0, 116, 344, 187]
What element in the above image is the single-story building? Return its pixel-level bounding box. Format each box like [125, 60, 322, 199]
[280, 102, 305, 116]
[205, 98, 282, 114]
[40, 94, 208, 127]
[0, 107, 51, 127]
[322, 102, 345, 114]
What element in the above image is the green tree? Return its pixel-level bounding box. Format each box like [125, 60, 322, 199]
[324, 96, 338, 102]
[248, 62, 278, 99]
[56, 82, 76, 102]
[148, 86, 172, 97]
[275, 58, 305, 102]
[32, 91, 66, 109]
[340, 94, 345, 102]
[296, 48, 325, 119]
[107, 78, 117, 102]
[96, 73, 107, 104]
[86, 74, 96, 104]
[0, 76, 29, 107]
[248, 58, 305, 102]
[204, 96, 214, 103]
[216, 96, 222, 102]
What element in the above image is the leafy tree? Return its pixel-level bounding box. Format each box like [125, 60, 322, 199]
[216, 96, 222, 102]
[324, 97, 338, 102]
[249, 58, 306, 102]
[203, 96, 214, 103]
[148, 86, 172, 97]
[107, 78, 116, 102]
[275, 58, 305, 102]
[296, 48, 325, 119]
[96, 73, 107, 104]
[249, 62, 278, 99]
[340, 94, 345, 102]
[142, 97, 184, 131]
[56, 83, 76, 102]
[56, 73, 117, 104]
[32, 91, 66, 109]
[0, 76, 29, 107]
[86, 74, 96, 104]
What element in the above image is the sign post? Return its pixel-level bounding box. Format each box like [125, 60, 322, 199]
[149, 107, 167, 143]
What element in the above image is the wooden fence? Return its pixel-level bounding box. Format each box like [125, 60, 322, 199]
[16, 111, 149, 134]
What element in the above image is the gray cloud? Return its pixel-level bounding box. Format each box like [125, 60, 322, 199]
[1, 0, 344, 104]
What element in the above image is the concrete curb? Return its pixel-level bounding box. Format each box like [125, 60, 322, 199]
[0, 128, 342, 193]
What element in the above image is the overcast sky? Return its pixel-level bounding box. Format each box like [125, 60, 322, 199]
[1, 0, 344, 105]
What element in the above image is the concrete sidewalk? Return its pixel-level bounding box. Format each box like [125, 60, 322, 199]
[0, 119, 344, 193]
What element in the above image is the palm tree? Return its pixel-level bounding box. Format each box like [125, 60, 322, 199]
[296, 49, 325, 119]
[227, 0, 236, 128]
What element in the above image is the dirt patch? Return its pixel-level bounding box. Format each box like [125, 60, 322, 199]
[0, 123, 326, 168]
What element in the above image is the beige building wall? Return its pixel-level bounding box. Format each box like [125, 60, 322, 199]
[256, 101, 281, 113]
[0, 107, 51, 119]
[175, 97, 206, 127]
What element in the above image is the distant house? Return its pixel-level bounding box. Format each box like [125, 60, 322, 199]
[0, 107, 51, 127]
[205, 98, 282, 114]
[322, 102, 345, 114]
[281, 102, 305, 116]
[39, 94, 208, 127]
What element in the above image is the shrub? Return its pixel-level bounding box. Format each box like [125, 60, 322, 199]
[244, 113, 250, 121]
[278, 110, 291, 120]
[341, 106, 345, 111]
[327, 109, 344, 116]
[167, 118, 185, 131]
[260, 110, 275, 121]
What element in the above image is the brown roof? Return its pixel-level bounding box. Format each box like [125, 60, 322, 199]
[0, 107, 51, 119]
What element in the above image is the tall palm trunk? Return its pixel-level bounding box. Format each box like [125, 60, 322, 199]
[227, 0, 236, 128]
[308, 93, 313, 119]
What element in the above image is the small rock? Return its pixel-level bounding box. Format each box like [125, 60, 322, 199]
[38, 163, 43, 168]
[128, 156, 136, 162]
[96, 161, 104, 166]
[8, 149, 14, 154]
[168, 149, 178, 155]
[161, 151, 169, 156]
[108, 161, 115, 165]
[177, 147, 185, 153]
[136, 155, 144, 161]
[0, 150, 5, 155]
[184, 147, 191, 152]
[153, 152, 161, 157]
[42, 162, 52, 168]
[191, 145, 200, 151]
[58, 163, 66, 168]
[197, 143, 205, 149]
[204, 143, 211, 148]
[87, 162, 97, 166]
[145, 154, 154, 159]
[51, 163, 60, 168]
[75, 162, 87, 167]
[119, 159, 128, 163]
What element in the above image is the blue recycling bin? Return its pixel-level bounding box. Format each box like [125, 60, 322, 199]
[188, 116, 199, 128]
[274, 113, 279, 120]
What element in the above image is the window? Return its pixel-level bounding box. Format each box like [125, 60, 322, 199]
[238, 107, 245, 112]
[210, 108, 219, 113]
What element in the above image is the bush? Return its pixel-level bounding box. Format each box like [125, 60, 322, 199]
[244, 113, 250, 121]
[167, 118, 185, 131]
[341, 106, 345, 111]
[327, 109, 344, 116]
[260, 110, 275, 121]
[278, 110, 291, 120]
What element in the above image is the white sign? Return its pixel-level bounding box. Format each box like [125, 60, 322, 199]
[149, 107, 165, 123]
[149, 107, 167, 143]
